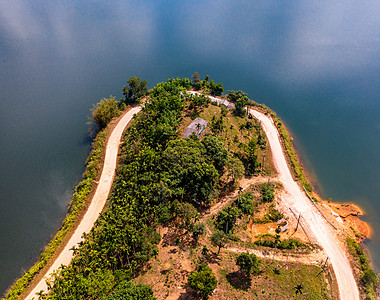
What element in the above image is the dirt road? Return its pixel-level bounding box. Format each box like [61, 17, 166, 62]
[249, 109, 359, 300]
[26, 107, 141, 300]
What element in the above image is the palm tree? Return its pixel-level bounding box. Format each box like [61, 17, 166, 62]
[294, 284, 303, 295]
[196, 122, 201, 134]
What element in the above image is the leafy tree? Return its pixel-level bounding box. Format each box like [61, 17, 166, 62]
[105, 280, 156, 300]
[236, 252, 260, 276]
[190, 222, 206, 241]
[188, 264, 217, 299]
[210, 115, 225, 134]
[244, 138, 259, 175]
[361, 268, 378, 292]
[201, 135, 228, 173]
[192, 72, 202, 90]
[174, 201, 199, 228]
[122, 76, 147, 105]
[225, 156, 244, 183]
[209, 80, 224, 96]
[236, 191, 255, 214]
[162, 139, 219, 204]
[216, 205, 242, 234]
[91, 96, 121, 129]
[261, 183, 274, 203]
[228, 90, 248, 117]
[211, 230, 228, 255]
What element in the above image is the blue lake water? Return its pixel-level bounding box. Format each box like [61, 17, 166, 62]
[1, 1, 380, 294]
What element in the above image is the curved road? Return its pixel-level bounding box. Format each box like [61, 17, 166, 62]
[26, 107, 141, 300]
[250, 109, 359, 300]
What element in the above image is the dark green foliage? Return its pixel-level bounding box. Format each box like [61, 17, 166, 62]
[188, 94, 210, 117]
[122, 76, 148, 105]
[228, 90, 248, 117]
[209, 79, 224, 96]
[91, 96, 121, 129]
[243, 138, 259, 176]
[216, 205, 242, 234]
[261, 183, 274, 203]
[361, 269, 378, 293]
[192, 72, 202, 90]
[210, 115, 225, 134]
[236, 192, 255, 215]
[105, 280, 156, 300]
[162, 139, 219, 204]
[236, 252, 260, 275]
[188, 264, 217, 299]
[201, 135, 228, 173]
[225, 156, 245, 183]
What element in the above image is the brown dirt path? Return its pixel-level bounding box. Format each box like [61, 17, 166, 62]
[25, 107, 141, 300]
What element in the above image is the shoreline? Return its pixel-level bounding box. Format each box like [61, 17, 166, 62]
[4, 107, 136, 300]
[249, 100, 372, 241]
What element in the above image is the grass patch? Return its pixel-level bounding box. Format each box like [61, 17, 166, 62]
[218, 257, 332, 299]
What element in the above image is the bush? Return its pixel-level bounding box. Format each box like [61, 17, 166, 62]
[91, 96, 121, 129]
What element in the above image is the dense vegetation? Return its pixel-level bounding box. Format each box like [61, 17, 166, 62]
[27, 76, 259, 299]
[13, 74, 368, 299]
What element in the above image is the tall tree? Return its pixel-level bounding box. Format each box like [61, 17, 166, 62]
[122, 76, 147, 105]
[192, 72, 202, 90]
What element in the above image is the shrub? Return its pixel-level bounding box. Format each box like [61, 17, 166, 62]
[91, 96, 121, 129]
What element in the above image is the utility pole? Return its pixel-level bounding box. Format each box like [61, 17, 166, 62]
[295, 214, 301, 232]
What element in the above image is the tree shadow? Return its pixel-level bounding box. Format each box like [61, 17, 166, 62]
[226, 271, 252, 291]
[178, 283, 198, 300]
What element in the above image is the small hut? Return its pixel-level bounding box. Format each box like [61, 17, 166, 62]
[183, 118, 208, 138]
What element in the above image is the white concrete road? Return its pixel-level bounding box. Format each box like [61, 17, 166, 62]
[250, 108, 359, 300]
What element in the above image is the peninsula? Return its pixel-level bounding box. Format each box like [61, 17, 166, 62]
[6, 75, 376, 300]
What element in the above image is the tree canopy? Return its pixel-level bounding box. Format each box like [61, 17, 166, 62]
[122, 76, 148, 105]
[236, 252, 260, 276]
[188, 264, 217, 299]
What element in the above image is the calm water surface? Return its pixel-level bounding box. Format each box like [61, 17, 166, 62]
[1, 1, 380, 294]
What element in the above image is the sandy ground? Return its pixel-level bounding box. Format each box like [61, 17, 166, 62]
[249, 109, 359, 300]
[25, 107, 141, 300]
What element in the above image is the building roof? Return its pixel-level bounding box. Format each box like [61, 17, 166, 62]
[183, 118, 208, 138]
